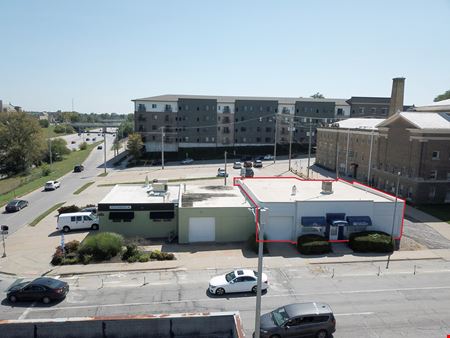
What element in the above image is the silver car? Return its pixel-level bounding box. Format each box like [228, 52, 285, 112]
[259, 302, 336, 338]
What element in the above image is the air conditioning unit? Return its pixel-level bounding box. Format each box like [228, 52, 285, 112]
[152, 183, 168, 192]
[322, 181, 333, 194]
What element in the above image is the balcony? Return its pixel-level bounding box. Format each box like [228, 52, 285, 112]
[164, 105, 173, 112]
[138, 115, 146, 122]
[223, 106, 231, 113]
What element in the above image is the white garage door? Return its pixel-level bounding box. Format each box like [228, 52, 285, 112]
[188, 217, 215, 242]
[266, 216, 294, 240]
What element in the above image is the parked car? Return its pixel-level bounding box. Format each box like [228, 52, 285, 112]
[97, 133, 101, 136]
[81, 206, 97, 215]
[209, 269, 268, 295]
[86, 137, 90, 141]
[44, 180, 60, 191]
[73, 165, 84, 172]
[244, 161, 253, 168]
[241, 168, 254, 178]
[253, 160, 263, 168]
[181, 158, 194, 165]
[7, 277, 69, 304]
[57, 212, 99, 232]
[71, 140, 76, 144]
[233, 161, 242, 169]
[263, 154, 274, 160]
[5, 199, 28, 213]
[217, 168, 229, 177]
[92, 137, 96, 141]
[97, 145, 103, 150]
[78, 133, 81, 136]
[259, 302, 336, 338]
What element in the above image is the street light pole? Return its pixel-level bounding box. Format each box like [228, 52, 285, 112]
[103, 126, 107, 174]
[224, 151, 227, 186]
[161, 126, 165, 170]
[273, 115, 278, 164]
[367, 130, 374, 185]
[254, 207, 267, 338]
[386, 171, 401, 269]
[345, 128, 350, 176]
[288, 118, 293, 171]
[307, 124, 312, 178]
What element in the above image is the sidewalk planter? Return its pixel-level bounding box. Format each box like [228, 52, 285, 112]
[296, 235, 331, 255]
[348, 231, 394, 253]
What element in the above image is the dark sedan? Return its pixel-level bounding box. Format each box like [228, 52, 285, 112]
[5, 199, 28, 213]
[7, 277, 69, 304]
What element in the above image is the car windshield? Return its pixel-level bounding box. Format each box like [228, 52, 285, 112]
[225, 271, 236, 282]
[9, 200, 20, 205]
[271, 306, 290, 326]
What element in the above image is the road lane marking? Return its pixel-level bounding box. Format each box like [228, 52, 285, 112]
[335, 312, 374, 316]
[18, 302, 36, 320]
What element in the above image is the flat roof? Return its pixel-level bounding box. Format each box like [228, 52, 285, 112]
[99, 184, 180, 205]
[239, 178, 395, 203]
[181, 184, 250, 208]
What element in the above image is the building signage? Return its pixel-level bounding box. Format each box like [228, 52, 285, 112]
[109, 205, 132, 210]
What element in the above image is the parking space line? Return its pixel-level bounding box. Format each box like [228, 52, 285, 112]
[18, 302, 36, 320]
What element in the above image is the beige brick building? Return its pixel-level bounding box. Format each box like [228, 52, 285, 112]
[316, 112, 450, 204]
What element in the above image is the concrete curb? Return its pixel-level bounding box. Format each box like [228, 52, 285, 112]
[49, 265, 183, 277]
[308, 256, 441, 265]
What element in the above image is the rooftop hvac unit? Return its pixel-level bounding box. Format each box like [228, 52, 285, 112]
[322, 181, 333, 194]
[152, 183, 168, 192]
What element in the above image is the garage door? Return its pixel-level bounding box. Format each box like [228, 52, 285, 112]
[188, 217, 215, 242]
[266, 216, 294, 240]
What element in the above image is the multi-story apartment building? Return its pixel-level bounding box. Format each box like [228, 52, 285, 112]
[316, 112, 450, 204]
[132, 95, 350, 152]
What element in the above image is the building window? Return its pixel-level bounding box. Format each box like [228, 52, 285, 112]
[138, 104, 146, 112]
[371, 107, 376, 114]
[151, 104, 157, 109]
[256, 137, 261, 142]
[447, 172, 450, 180]
[109, 212, 134, 222]
[428, 186, 436, 199]
[359, 107, 365, 114]
[428, 170, 437, 179]
[153, 115, 157, 120]
[149, 211, 174, 220]
[337, 108, 343, 115]
[432, 151, 440, 160]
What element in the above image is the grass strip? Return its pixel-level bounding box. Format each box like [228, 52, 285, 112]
[98, 172, 108, 177]
[0, 141, 101, 207]
[97, 176, 221, 187]
[73, 182, 94, 195]
[415, 205, 450, 224]
[29, 202, 65, 227]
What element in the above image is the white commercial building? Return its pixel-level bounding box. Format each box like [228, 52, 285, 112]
[235, 177, 405, 243]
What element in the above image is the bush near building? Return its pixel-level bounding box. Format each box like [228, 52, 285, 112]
[349, 231, 394, 253]
[78, 232, 124, 261]
[296, 234, 331, 255]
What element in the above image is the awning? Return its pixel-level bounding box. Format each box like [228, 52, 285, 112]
[326, 213, 346, 224]
[301, 217, 327, 227]
[346, 216, 372, 226]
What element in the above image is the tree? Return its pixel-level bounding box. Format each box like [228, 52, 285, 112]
[0, 111, 47, 175]
[117, 120, 134, 139]
[39, 119, 49, 128]
[434, 90, 450, 102]
[311, 92, 325, 99]
[127, 133, 143, 162]
[45, 138, 71, 162]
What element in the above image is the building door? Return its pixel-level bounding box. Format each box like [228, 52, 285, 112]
[266, 216, 294, 240]
[329, 225, 338, 240]
[188, 217, 215, 242]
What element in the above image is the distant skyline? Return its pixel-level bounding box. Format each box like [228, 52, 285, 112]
[1, 0, 449, 114]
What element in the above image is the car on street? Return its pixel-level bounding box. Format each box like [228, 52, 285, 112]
[233, 161, 242, 169]
[217, 168, 229, 177]
[5, 199, 28, 213]
[44, 180, 60, 191]
[97, 145, 103, 150]
[253, 160, 263, 168]
[208, 269, 268, 295]
[71, 140, 76, 144]
[244, 161, 253, 168]
[259, 302, 336, 338]
[57, 211, 99, 232]
[6, 277, 69, 304]
[241, 168, 254, 178]
[73, 165, 84, 172]
[86, 137, 90, 141]
[263, 154, 274, 160]
[181, 158, 194, 165]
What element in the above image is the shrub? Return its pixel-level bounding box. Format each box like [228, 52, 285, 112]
[51, 247, 64, 265]
[138, 254, 150, 262]
[79, 142, 88, 150]
[121, 243, 139, 261]
[297, 235, 331, 255]
[149, 250, 175, 261]
[247, 233, 269, 254]
[349, 231, 394, 253]
[150, 250, 162, 260]
[41, 164, 51, 177]
[58, 205, 81, 215]
[65, 240, 80, 254]
[61, 252, 80, 265]
[81, 254, 93, 265]
[78, 232, 124, 261]
[39, 119, 49, 128]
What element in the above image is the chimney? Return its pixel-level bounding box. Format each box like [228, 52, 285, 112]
[388, 77, 405, 117]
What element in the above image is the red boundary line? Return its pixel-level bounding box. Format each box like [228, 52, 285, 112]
[233, 176, 406, 243]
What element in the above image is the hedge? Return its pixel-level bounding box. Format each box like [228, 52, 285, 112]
[349, 231, 394, 253]
[78, 232, 124, 260]
[296, 235, 331, 255]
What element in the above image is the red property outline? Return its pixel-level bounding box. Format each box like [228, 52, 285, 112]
[233, 176, 406, 244]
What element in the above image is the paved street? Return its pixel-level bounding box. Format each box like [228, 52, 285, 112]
[1, 260, 449, 337]
[0, 133, 117, 235]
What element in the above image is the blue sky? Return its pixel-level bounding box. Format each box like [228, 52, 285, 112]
[1, 0, 449, 113]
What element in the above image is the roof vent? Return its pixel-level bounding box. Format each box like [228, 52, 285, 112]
[322, 181, 333, 194]
[291, 185, 297, 196]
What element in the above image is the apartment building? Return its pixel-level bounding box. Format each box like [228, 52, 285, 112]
[132, 95, 350, 152]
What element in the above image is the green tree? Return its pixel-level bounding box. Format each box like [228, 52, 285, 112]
[54, 124, 75, 134]
[311, 92, 325, 99]
[39, 119, 50, 128]
[45, 138, 71, 162]
[117, 120, 134, 140]
[0, 111, 47, 175]
[434, 90, 450, 102]
[127, 133, 143, 162]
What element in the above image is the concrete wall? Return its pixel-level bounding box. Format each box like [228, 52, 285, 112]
[99, 211, 178, 238]
[178, 207, 254, 243]
[0, 312, 244, 338]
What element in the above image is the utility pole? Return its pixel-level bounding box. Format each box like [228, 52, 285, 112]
[103, 126, 107, 174]
[254, 208, 267, 338]
[224, 151, 227, 186]
[345, 128, 350, 176]
[307, 124, 312, 178]
[161, 126, 165, 170]
[288, 118, 293, 171]
[273, 115, 278, 163]
[335, 144, 339, 179]
[387, 172, 401, 269]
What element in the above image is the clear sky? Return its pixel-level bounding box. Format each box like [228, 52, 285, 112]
[1, 0, 449, 113]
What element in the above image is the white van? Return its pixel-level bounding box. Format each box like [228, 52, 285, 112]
[57, 212, 99, 233]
